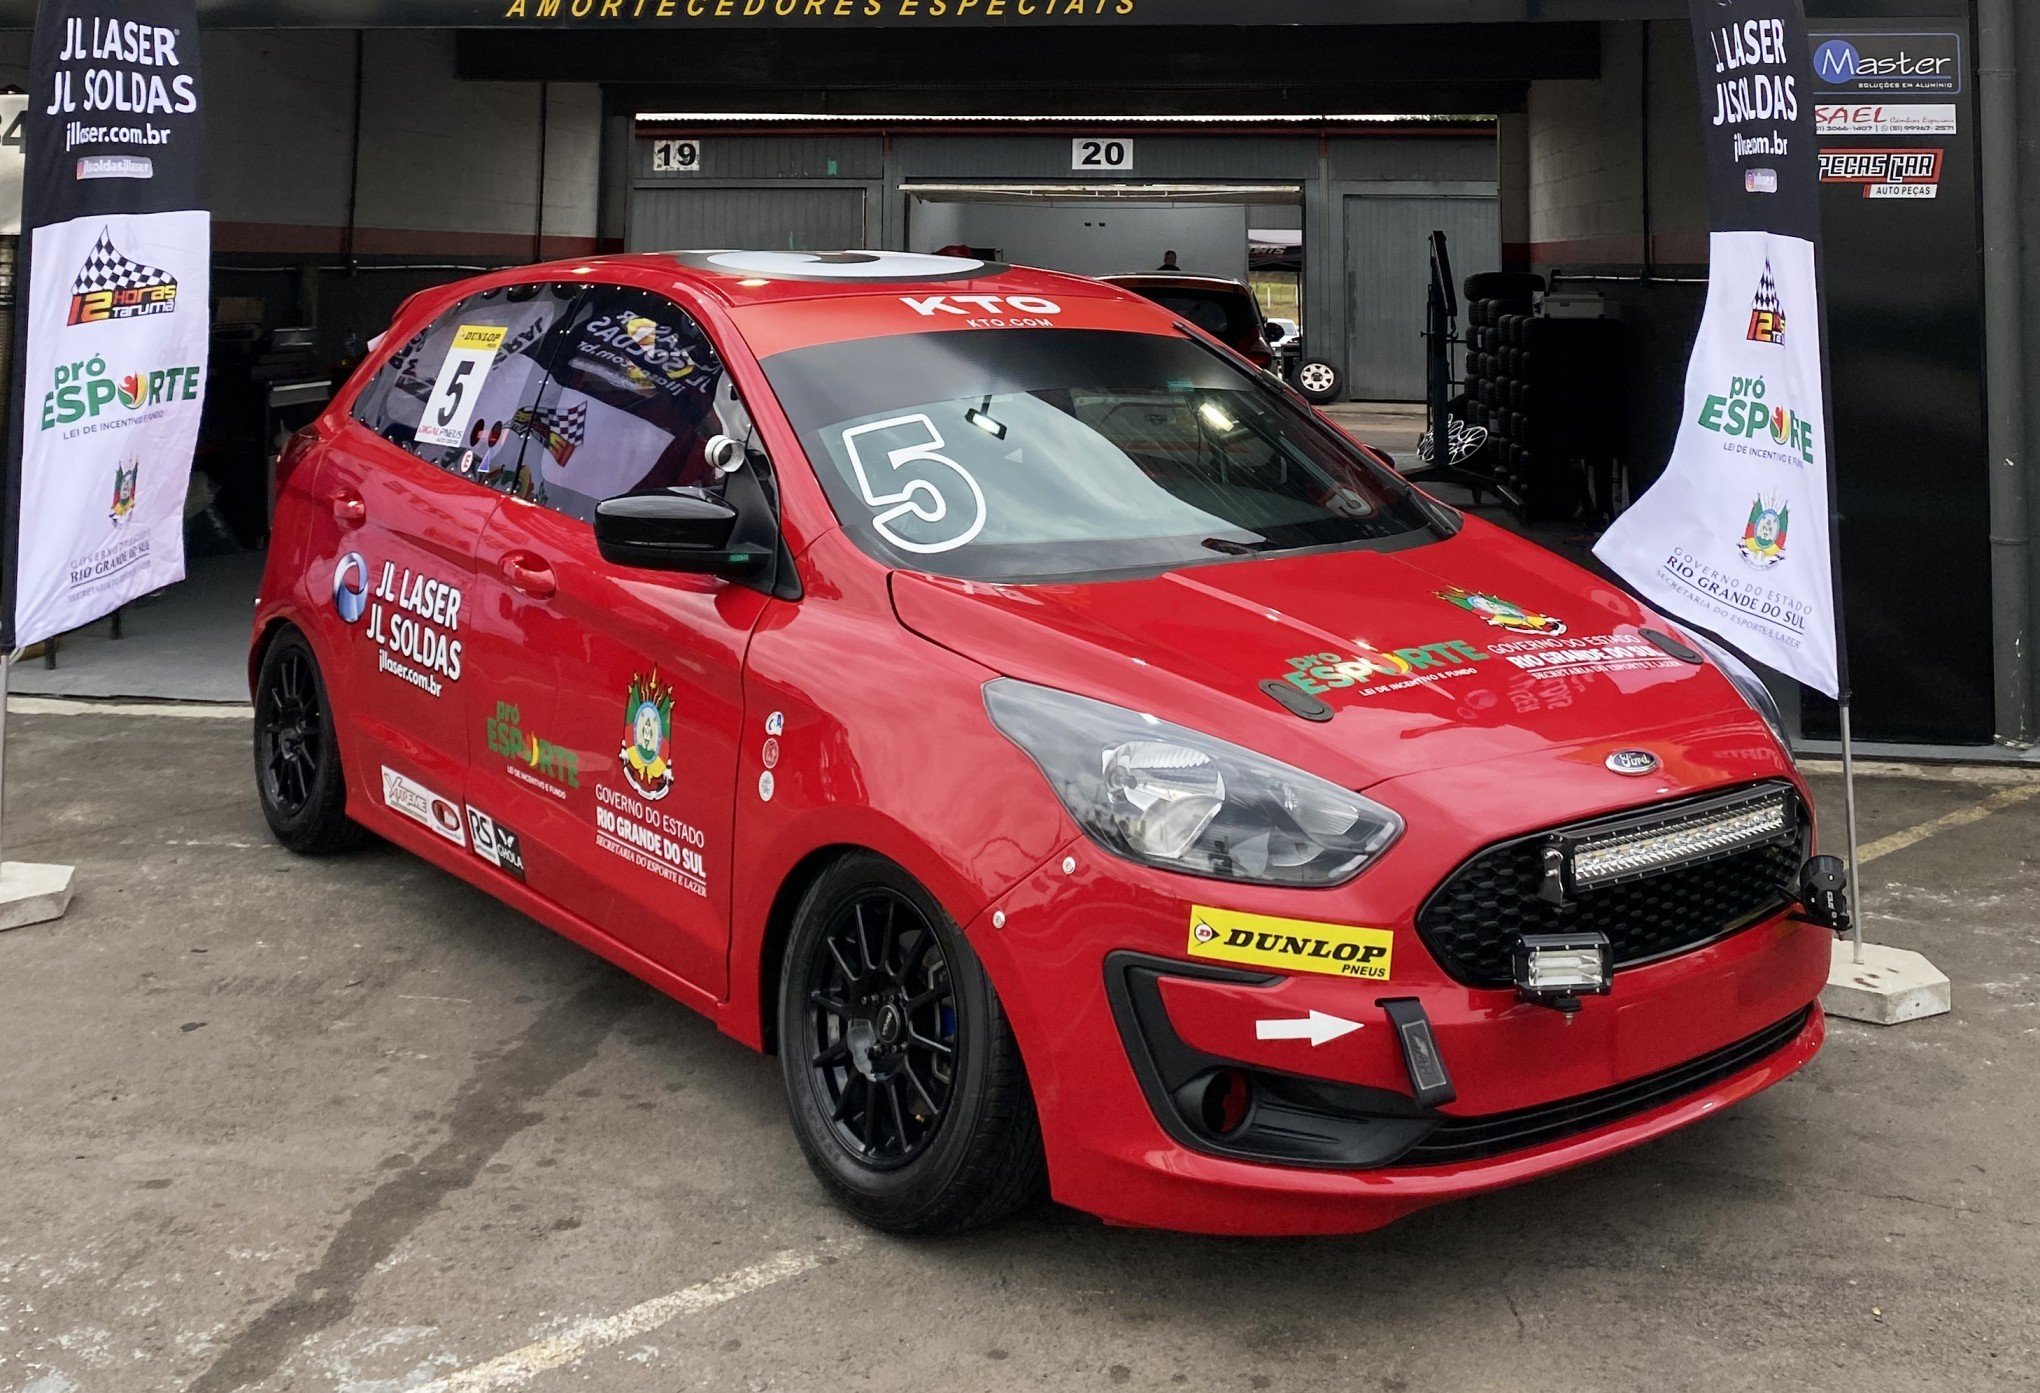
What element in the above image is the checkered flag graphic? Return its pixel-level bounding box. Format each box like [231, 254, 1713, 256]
[557, 401, 587, 448]
[1753, 261, 1781, 315]
[72, 228, 178, 297]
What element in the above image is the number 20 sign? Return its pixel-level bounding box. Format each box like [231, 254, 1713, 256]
[1072, 137, 1133, 172]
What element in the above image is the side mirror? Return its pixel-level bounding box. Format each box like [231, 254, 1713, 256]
[594, 487, 765, 576]
[1262, 321, 1286, 345]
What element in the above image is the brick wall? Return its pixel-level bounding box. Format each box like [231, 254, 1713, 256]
[1521, 18, 1707, 273]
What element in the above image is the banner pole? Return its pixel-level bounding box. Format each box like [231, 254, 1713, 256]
[1839, 696, 1865, 965]
[0, 647, 10, 871]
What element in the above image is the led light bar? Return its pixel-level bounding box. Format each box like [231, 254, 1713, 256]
[1513, 933, 1612, 999]
[1559, 786, 1798, 893]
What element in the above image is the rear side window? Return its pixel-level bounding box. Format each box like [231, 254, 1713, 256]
[351, 283, 579, 488]
[515, 286, 735, 524]
[1143, 289, 1256, 346]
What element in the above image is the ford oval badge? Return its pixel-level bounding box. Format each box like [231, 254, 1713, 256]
[1606, 749, 1662, 777]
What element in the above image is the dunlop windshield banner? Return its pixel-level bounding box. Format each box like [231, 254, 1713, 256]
[1594, 0, 1839, 697]
[1, 0, 209, 650]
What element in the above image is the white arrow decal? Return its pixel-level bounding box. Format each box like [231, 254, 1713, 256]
[1255, 1010, 1364, 1047]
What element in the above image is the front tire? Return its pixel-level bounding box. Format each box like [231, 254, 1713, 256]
[777, 853, 1046, 1233]
[254, 628, 368, 856]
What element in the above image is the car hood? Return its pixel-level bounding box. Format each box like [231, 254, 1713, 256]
[890, 519, 1781, 792]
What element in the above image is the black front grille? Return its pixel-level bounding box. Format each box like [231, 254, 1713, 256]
[1393, 1008, 1813, 1167]
[1416, 783, 1806, 988]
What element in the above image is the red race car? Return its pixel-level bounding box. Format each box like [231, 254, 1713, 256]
[252, 250, 1830, 1237]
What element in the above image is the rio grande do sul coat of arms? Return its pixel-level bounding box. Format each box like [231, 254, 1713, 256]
[620, 670, 675, 801]
[1739, 495, 1790, 569]
[1434, 587, 1566, 636]
[109, 460, 139, 525]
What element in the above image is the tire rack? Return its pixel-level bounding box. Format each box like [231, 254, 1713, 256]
[1462, 296, 1629, 525]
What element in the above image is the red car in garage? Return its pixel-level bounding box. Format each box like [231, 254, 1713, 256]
[251, 250, 1831, 1236]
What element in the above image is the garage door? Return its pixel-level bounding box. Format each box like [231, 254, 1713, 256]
[628, 186, 870, 251]
[1343, 194, 1499, 401]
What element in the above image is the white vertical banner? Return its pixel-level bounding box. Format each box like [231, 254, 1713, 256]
[1594, 230, 1838, 695]
[13, 210, 210, 644]
[2, 0, 209, 652]
[1595, 0, 1841, 700]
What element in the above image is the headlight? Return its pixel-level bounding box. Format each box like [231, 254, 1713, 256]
[983, 679, 1402, 887]
[1685, 629, 1794, 756]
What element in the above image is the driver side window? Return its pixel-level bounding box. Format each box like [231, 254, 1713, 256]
[516, 286, 733, 525]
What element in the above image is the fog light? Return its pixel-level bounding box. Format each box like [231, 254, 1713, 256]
[1197, 1069, 1253, 1137]
[1513, 932, 1612, 1004]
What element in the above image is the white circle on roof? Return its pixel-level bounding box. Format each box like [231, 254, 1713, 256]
[698, 250, 989, 280]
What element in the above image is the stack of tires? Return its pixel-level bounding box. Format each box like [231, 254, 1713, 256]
[1461, 272, 1546, 510]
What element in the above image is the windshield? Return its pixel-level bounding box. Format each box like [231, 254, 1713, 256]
[761, 328, 1443, 582]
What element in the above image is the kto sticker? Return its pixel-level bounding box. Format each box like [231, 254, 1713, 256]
[1188, 906, 1393, 981]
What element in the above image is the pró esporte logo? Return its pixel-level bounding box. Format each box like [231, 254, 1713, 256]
[40, 354, 203, 431]
[1698, 375, 1816, 467]
[68, 228, 179, 325]
[1820, 147, 1944, 200]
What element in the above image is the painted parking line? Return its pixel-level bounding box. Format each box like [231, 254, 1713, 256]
[1858, 784, 2040, 866]
[408, 1240, 862, 1393]
[7, 696, 252, 719]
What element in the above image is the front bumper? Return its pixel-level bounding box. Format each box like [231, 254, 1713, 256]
[969, 813, 1830, 1236]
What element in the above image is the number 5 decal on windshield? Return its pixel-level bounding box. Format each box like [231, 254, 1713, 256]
[840, 414, 988, 555]
[415, 324, 508, 449]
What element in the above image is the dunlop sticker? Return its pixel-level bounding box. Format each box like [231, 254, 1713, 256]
[1188, 906, 1393, 981]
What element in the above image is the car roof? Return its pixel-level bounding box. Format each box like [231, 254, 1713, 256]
[420, 250, 1231, 360]
[503, 249, 1124, 309]
[1099, 273, 1257, 296]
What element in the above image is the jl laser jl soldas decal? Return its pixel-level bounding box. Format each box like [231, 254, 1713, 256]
[1189, 906, 1393, 982]
[333, 557, 465, 698]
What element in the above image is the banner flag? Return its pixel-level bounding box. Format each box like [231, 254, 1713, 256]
[1, 0, 208, 650]
[1594, 0, 1840, 698]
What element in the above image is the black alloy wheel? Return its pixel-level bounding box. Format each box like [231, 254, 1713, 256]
[253, 628, 368, 855]
[803, 887, 957, 1167]
[258, 645, 322, 817]
[778, 853, 1047, 1233]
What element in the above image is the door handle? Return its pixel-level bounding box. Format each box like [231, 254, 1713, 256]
[328, 488, 366, 528]
[500, 551, 557, 599]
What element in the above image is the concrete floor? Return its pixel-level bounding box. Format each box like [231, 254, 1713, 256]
[1, 705, 2035, 1393]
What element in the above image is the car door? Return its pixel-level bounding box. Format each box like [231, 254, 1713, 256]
[325, 283, 571, 853]
[464, 283, 772, 997]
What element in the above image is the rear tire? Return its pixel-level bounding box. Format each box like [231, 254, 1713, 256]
[253, 628, 368, 856]
[1293, 358, 1344, 405]
[777, 852, 1047, 1233]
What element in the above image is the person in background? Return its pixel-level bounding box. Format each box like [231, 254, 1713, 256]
[1156, 250, 1181, 271]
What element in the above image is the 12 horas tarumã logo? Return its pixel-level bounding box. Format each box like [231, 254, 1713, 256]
[69, 229, 179, 325]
